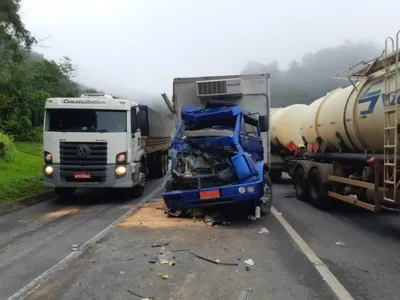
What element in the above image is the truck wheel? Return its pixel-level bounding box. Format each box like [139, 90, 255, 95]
[308, 168, 332, 209]
[294, 168, 309, 201]
[55, 188, 75, 200]
[260, 172, 273, 215]
[270, 170, 282, 183]
[132, 164, 146, 198]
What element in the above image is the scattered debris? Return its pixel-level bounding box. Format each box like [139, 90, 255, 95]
[237, 256, 242, 261]
[120, 271, 125, 275]
[161, 273, 169, 279]
[248, 215, 256, 221]
[148, 258, 158, 264]
[246, 265, 251, 271]
[335, 241, 346, 247]
[159, 246, 166, 254]
[169, 261, 176, 266]
[159, 260, 169, 265]
[188, 208, 205, 218]
[258, 227, 269, 234]
[167, 209, 183, 217]
[238, 288, 253, 300]
[204, 213, 230, 226]
[244, 259, 254, 266]
[71, 247, 79, 251]
[127, 289, 155, 299]
[215, 259, 220, 263]
[191, 252, 238, 266]
[170, 248, 191, 253]
[151, 242, 170, 248]
[71, 244, 79, 248]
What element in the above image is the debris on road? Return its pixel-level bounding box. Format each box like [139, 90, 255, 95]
[159, 259, 169, 265]
[246, 265, 251, 271]
[159, 246, 166, 254]
[120, 271, 125, 275]
[244, 259, 254, 266]
[170, 248, 191, 253]
[191, 251, 239, 266]
[148, 258, 158, 264]
[238, 288, 253, 300]
[151, 242, 170, 248]
[335, 241, 346, 247]
[127, 289, 155, 299]
[166, 209, 182, 217]
[161, 273, 169, 279]
[169, 261, 176, 266]
[258, 227, 269, 234]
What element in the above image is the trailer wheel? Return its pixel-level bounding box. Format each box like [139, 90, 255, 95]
[294, 168, 309, 201]
[55, 188, 75, 200]
[132, 163, 146, 198]
[260, 172, 273, 215]
[308, 168, 332, 209]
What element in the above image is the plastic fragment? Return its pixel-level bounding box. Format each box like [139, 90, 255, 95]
[244, 259, 254, 266]
[161, 273, 169, 279]
[160, 246, 166, 254]
[159, 260, 169, 265]
[258, 227, 269, 234]
[335, 241, 346, 247]
[169, 261, 176, 266]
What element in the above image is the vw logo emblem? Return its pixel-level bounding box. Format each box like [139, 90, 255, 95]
[76, 144, 91, 158]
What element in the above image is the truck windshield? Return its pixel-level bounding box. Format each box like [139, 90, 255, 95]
[45, 109, 127, 133]
[176, 117, 236, 140]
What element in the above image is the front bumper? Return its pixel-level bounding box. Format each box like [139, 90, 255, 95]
[162, 180, 263, 210]
[43, 164, 136, 188]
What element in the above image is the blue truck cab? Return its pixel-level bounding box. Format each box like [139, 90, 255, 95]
[162, 74, 272, 216]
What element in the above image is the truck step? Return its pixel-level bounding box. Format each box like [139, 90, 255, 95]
[384, 145, 396, 148]
[384, 163, 396, 166]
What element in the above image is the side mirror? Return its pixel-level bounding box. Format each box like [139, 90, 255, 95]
[259, 115, 269, 132]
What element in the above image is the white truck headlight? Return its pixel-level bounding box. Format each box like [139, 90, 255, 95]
[45, 166, 53, 175]
[116, 166, 126, 176]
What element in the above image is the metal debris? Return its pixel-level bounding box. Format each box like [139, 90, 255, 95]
[148, 258, 158, 264]
[151, 242, 170, 248]
[159, 260, 169, 265]
[127, 289, 155, 299]
[169, 261, 176, 266]
[191, 251, 238, 266]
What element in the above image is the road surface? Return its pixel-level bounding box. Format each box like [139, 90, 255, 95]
[0, 176, 399, 300]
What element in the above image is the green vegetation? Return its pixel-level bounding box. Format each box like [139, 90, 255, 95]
[0, 141, 44, 204]
[0, 1, 98, 203]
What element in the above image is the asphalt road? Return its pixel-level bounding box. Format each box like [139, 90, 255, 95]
[1, 175, 400, 300]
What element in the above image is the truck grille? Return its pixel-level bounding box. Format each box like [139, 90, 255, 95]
[60, 142, 108, 165]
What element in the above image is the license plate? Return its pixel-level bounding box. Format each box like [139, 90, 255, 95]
[74, 172, 91, 179]
[200, 190, 220, 199]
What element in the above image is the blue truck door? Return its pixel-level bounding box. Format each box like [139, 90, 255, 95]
[240, 116, 264, 162]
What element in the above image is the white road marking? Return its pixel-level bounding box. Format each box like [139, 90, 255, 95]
[7, 180, 167, 300]
[271, 207, 354, 300]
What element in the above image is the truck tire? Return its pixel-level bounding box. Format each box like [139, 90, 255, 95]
[270, 170, 282, 183]
[260, 172, 273, 215]
[132, 163, 146, 198]
[308, 168, 332, 209]
[55, 187, 75, 200]
[162, 154, 167, 176]
[294, 168, 309, 201]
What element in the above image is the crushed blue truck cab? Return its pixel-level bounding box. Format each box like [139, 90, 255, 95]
[162, 100, 272, 214]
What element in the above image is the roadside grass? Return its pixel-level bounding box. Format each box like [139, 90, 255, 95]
[0, 142, 45, 204]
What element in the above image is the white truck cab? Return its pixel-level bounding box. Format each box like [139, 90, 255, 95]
[43, 94, 147, 199]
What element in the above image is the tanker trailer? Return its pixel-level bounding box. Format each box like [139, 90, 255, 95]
[275, 30, 400, 212]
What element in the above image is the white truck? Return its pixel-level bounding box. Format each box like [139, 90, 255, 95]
[42, 93, 173, 199]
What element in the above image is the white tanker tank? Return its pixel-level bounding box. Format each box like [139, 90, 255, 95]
[270, 104, 309, 151]
[271, 64, 400, 155]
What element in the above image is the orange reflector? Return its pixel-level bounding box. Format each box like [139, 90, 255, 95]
[312, 142, 320, 153]
[200, 190, 220, 199]
[287, 141, 297, 152]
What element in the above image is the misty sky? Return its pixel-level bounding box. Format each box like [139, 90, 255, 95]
[21, 0, 400, 99]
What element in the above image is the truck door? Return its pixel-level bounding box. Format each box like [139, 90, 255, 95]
[130, 108, 140, 163]
[240, 115, 264, 162]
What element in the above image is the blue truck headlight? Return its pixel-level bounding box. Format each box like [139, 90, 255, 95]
[238, 187, 246, 194]
[247, 186, 254, 193]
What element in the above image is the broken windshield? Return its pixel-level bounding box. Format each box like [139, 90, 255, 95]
[45, 109, 127, 133]
[176, 117, 237, 140]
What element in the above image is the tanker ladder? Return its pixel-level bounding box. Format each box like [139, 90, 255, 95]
[383, 30, 400, 204]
